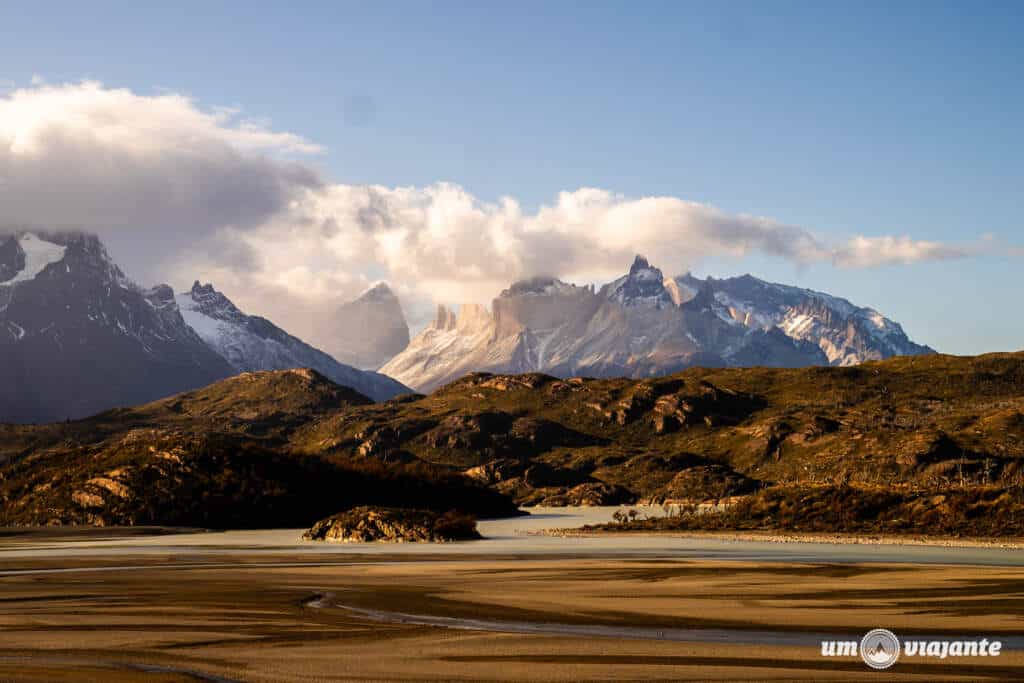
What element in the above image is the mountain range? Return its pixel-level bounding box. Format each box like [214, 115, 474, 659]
[380, 255, 933, 392]
[0, 232, 408, 423]
[3, 352, 1023, 530]
[176, 281, 407, 400]
[1, 232, 934, 423]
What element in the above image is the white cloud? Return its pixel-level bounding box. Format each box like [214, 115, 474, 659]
[0, 81, 1007, 345]
[0, 80, 322, 275]
[175, 183, 997, 341]
[830, 235, 978, 268]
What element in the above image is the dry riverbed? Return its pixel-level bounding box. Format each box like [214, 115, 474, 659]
[2, 539, 1024, 681]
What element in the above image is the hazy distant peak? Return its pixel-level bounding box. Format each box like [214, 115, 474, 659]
[176, 279, 408, 401]
[326, 280, 411, 370]
[356, 281, 399, 302]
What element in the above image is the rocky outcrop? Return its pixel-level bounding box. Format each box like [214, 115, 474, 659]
[303, 506, 481, 543]
[646, 464, 760, 504]
[531, 482, 635, 507]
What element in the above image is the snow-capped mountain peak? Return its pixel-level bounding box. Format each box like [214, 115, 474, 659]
[0, 231, 234, 423]
[185, 280, 243, 320]
[601, 254, 674, 308]
[0, 233, 67, 286]
[674, 272, 932, 365]
[176, 281, 408, 401]
[381, 255, 934, 392]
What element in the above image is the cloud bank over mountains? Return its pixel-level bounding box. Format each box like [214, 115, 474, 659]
[0, 81, 1001, 339]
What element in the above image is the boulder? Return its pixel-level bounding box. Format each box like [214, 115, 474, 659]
[537, 482, 635, 506]
[302, 506, 481, 543]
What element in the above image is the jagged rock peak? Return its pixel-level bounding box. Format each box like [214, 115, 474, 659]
[0, 231, 129, 290]
[374, 257, 935, 392]
[144, 284, 178, 311]
[191, 280, 226, 299]
[431, 303, 492, 332]
[433, 304, 456, 330]
[186, 281, 242, 320]
[629, 254, 654, 275]
[603, 254, 673, 307]
[0, 231, 234, 423]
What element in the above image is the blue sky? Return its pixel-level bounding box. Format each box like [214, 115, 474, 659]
[2, 1, 1022, 353]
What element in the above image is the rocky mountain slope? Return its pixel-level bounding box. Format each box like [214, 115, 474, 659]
[3, 352, 1022, 529]
[177, 281, 409, 401]
[322, 352, 1024, 508]
[0, 231, 410, 423]
[0, 232, 234, 423]
[672, 272, 932, 365]
[323, 283, 410, 370]
[381, 256, 932, 392]
[0, 369, 516, 527]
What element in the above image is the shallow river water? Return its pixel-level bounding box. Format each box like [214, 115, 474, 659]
[3, 505, 1024, 566]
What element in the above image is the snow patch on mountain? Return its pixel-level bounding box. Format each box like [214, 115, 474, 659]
[601, 256, 675, 309]
[677, 273, 931, 366]
[0, 234, 67, 286]
[0, 232, 235, 423]
[383, 257, 934, 392]
[177, 281, 409, 401]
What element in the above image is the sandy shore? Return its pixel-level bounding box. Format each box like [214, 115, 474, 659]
[1, 546, 1024, 681]
[541, 526, 1024, 549]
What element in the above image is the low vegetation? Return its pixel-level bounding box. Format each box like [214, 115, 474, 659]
[598, 484, 1024, 537]
[1, 352, 1023, 534]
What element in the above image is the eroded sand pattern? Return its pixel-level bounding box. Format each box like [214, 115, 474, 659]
[2, 510, 1024, 681]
